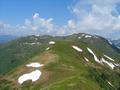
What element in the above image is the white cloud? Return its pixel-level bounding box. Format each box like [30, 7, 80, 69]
[68, 20, 76, 29]
[33, 13, 40, 19]
[50, 0, 120, 39]
[0, 13, 55, 36]
[31, 13, 54, 32]
[1, 0, 120, 39]
[55, 20, 77, 36]
[69, 0, 120, 39]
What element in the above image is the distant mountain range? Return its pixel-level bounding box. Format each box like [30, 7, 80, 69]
[0, 35, 17, 43]
[111, 39, 120, 49]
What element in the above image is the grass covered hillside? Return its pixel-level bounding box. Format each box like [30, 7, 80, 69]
[0, 33, 120, 90]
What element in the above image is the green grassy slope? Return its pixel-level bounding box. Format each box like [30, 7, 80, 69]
[0, 33, 120, 90]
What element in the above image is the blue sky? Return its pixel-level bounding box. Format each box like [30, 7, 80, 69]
[0, 0, 120, 39]
[0, 0, 74, 25]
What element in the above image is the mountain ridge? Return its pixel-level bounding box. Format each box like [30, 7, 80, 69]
[0, 33, 120, 90]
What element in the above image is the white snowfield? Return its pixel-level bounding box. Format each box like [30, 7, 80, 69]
[18, 69, 41, 84]
[104, 55, 114, 61]
[49, 41, 55, 45]
[101, 58, 115, 69]
[108, 40, 113, 45]
[87, 47, 116, 69]
[26, 62, 43, 68]
[117, 46, 120, 49]
[18, 62, 44, 84]
[78, 37, 81, 39]
[84, 47, 119, 69]
[24, 42, 41, 45]
[25, 42, 36, 45]
[87, 48, 100, 63]
[107, 81, 113, 87]
[72, 45, 82, 52]
[85, 35, 92, 38]
[82, 34, 85, 36]
[46, 47, 50, 50]
[84, 57, 89, 62]
[115, 63, 120, 67]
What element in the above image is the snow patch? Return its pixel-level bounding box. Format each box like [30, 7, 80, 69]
[87, 48, 119, 69]
[25, 42, 36, 45]
[85, 35, 92, 38]
[84, 57, 89, 62]
[104, 55, 114, 61]
[72, 45, 82, 52]
[18, 69, 41, 84]
[101, 58, 115, 69]
[24, 42, 41, 45]
[87, 48, 100, 63]
[108, 40, 113, 45]
[26, 62, 43, 68]
[49, 41, 55, 45]
[78, 37, 81, 39]
[46, 47, 50, 50]
[117, 46, 120, 49]
[107, 81, 113, 87]
[114, 63, 120, 67]
[82, 34, 85, 37]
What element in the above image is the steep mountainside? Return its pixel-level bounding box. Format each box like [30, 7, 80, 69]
[0, 33, 120, 90]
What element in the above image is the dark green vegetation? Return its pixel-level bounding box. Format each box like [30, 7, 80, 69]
[0, 33, 120, 90]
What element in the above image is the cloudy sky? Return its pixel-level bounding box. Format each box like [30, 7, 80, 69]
[0, 0, 120, 39]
